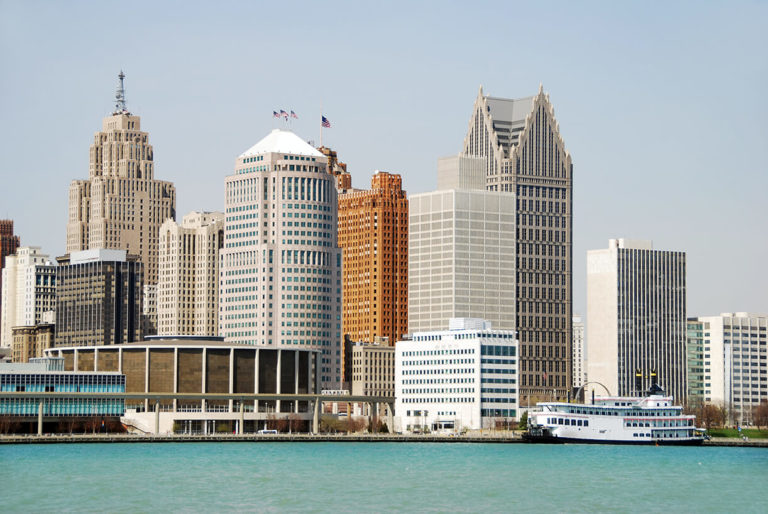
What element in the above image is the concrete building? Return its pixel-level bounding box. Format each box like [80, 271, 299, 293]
[55, 249, 143, 347]
[12, 323, 55, 363]
[220, 129, 342, 388]
[587, 239, 687, 401]
[395, 318, 518, 432]
[142, 284, 157, 336]
[408, 186, 516, 333]
[0, 220, 20, 318]
[350, 341, 395, 398]
[338, 171, 408, 346]
[461, 86, 573, 402]
[46, 338, 320, 434]
[66, 72, 176, 285]
[572, 315, 585, 389]
[688, 313, 768, 424]
[1, 247, 56, 348]
[158, 211, 224, 337]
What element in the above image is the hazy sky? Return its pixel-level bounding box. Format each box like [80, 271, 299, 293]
[1, 1, 766, 318]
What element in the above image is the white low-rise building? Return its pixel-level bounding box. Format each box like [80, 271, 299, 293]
[395, 318, 518, 432]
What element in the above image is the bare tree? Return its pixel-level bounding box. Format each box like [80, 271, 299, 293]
[753, 401, 768, 429]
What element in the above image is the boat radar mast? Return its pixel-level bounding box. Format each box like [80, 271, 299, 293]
[113, 70, 129, 115]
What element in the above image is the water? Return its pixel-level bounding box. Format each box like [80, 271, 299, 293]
[2, 442, 766, 512]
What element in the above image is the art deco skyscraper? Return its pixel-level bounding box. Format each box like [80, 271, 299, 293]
[587, 239, 687, 401]
[462, 85, 573, 402]
[158, 211, 224, 336]
[337, 171, 408, 345]
[66, 72, 176, 285]
[220, 129, 342, 387]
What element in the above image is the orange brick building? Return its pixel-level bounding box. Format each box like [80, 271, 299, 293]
[337, 172, 408, 347]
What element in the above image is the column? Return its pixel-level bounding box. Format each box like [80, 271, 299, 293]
[276, 349, 282, 414]
[154, 399, 160, 434]
[312, 397, 320, 434]
[239, 400, 245, 435]
[37, 400, 43, 436]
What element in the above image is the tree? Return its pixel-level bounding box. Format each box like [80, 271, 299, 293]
[699, 404, 722, 429]
[753, 401, 768, 429]
[518, 411, 528, 431]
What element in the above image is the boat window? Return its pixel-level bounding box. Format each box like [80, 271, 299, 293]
[584, 420, 588, 427]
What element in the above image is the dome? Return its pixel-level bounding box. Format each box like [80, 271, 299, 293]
[239, 129, 323, 159]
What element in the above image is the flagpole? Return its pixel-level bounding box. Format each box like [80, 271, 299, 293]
[319, 102, 323, 148]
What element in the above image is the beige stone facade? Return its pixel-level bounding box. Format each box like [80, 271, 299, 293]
[66, 75, 176, 285]
[158, 211, 224, 336]
[350, 341, 395, 397]
[12, 324, 55, 363]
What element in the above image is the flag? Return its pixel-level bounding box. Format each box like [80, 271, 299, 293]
[280, 110, 288, 119]
[290, 110, 298, 119]
[273, 111, 280, 118]
[321, 116, 331, 128]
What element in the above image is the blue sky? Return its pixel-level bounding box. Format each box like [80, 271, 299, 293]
[1, 0, 766, 317]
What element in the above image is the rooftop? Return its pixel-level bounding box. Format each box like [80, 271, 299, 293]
[239, 129, 323, 159]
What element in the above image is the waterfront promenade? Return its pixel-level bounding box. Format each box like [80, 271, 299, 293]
[1, 432, 765, 447]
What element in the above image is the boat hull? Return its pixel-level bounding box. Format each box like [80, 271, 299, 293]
[523, 433, 705, 446]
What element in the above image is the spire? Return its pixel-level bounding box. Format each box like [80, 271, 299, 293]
[114, 71, 129, 115]
[538, 82, 544, 95]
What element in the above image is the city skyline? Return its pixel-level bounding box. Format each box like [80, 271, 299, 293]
[1, 1, 766, 319]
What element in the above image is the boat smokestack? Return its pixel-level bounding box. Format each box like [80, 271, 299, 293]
[591, 389, 595, 405]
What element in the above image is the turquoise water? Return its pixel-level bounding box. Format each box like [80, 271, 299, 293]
[2, 443, 766, 512]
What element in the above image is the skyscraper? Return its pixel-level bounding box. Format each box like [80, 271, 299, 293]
[572, 315, 585, 389]
[587, 239, 687, 401]
[220, 129, 342, 387]
[55, 249, 143, 347]
[66, 72, 176, 285]
[408, 177, 516, 333]
[158, 211, 224, 336]
[461, 86, 573, 401]
[337, 171, 408, 345]
[0, 247, 56, 348]
[0, 220, 20, 319]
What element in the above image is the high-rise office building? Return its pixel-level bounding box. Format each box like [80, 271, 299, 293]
[687, 313, 767, 424]
[66, 72, 176, 285]
[220, 129, 342, 387]
[461, 85, 573, 401]
[408, 175, 516, 333]
[0, 220, 21, 315]
[338, 171, 408, 345]
[55, 249, 143, 347]
[158, 211, 224, 336]
[1, 247, 56, 348]
[572, 315, 585, 389]
[587, 239, 687, 401]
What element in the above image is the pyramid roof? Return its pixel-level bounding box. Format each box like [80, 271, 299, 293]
[239, 129, 323, 158]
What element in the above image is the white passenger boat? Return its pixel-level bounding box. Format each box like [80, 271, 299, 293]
[525, 387, 707, 445]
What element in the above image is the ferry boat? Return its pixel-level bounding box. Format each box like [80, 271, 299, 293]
[525, 386, 707, 445]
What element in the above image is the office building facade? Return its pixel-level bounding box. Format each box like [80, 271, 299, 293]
[587, 239, 687, 401]
[572, 315, 585, 389]
[1, 247, 56, 348]
[55, 249, 143, 347]
[220, 129, 342, 387]
[461, 86, 573, 401]
[338, 171, 408, 345]
[688, 313, 767, 424]
[408, 188, 516, 333]
[66, 72, 176, 285]
[12, 323, 55, 363]
[158, 211, 224, 336]
[395, 318, 518, 432]
[0, 220, 20, 315]
[350, 341, 395, 397]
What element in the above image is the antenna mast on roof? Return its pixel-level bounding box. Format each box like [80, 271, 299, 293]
[114, 71, 128, 114]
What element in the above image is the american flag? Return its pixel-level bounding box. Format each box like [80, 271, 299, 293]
[290, 110, 298, 119]
[280, 110, 288, 119]
[273, 111, 280, 118]
[321, 115, 331, 128]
